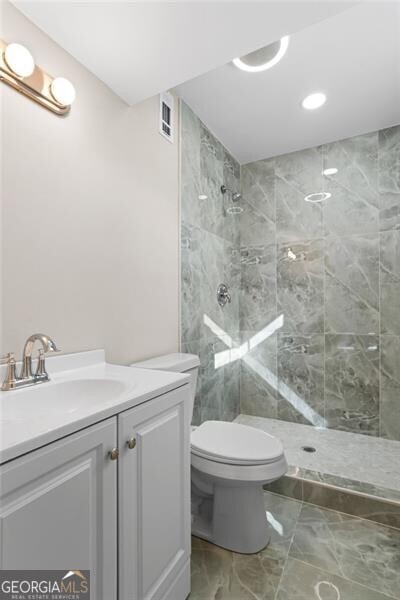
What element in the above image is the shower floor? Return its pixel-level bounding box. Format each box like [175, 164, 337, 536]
[235, 414, 400, 503]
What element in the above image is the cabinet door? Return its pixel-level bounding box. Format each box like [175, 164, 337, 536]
[0, 418, 117, 600]
[119, 385, 191, 600]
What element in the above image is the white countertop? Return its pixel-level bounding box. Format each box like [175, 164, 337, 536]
[0, 350, 189, 464]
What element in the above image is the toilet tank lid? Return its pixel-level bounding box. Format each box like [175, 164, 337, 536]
[130, 352, 200, 373]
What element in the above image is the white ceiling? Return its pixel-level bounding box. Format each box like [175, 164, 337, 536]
[176, 2, 400, 163]
[14, 1, 355, 106]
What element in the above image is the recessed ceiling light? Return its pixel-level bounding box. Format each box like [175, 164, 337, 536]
[198, 194, 208, 200]
[304, 192, 331, 203]
[323, 167, 338, 176]
[233, 36, 289, 73]
[302, 92, 326, 110]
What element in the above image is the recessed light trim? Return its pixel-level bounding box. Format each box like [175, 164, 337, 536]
[233, 36, 289, 73]
[302, 92, 326, 110]
[304, 192, 331, 203]
[323, 167, 338, 176]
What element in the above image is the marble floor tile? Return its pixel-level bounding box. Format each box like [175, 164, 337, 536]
[190, 492, 301, 600]
[289, 503, 400, 598]
[276, 557, 395, 600]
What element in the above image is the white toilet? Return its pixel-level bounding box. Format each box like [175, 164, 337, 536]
[131, 352, 287, 554]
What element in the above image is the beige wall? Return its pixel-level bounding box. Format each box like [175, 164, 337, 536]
[0, 1, 180, 364]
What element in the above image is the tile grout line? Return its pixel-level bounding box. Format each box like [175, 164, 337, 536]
[273, 498, 304, 600]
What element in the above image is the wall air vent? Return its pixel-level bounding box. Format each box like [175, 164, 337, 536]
[159, 92, 174, 143]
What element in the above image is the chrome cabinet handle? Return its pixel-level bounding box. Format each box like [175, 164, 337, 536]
[109, 448, 119, 460]
[127, 437, 136, 450]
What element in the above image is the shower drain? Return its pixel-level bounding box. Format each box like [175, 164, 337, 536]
[301, 446, 316, 453]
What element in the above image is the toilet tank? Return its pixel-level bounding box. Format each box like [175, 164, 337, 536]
[130, 353, 200, 421]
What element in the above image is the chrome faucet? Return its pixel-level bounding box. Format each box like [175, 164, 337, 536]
[1, 333, 59, 391]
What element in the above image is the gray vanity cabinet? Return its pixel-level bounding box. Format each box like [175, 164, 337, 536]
[0, 418, 118, 600]
[0, 383, 190, 600]
[118, 385, 191, 600]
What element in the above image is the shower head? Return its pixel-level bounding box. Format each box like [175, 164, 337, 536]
[221, 184, 244, 215]
[221, 185, 241, 201]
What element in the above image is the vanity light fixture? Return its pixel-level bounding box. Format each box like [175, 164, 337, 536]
[304, 192, 331, 203]
[233, 36, 289, 73]
[323, 167, 338, 176]
[0, 39, 76, 115]
[302, 92, 326, 110]
[4, 42, 35, 77]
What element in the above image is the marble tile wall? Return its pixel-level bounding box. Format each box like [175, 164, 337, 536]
[240, 125, 400, 440]
[180, 102, 240, 424]
[181, 101, 400, 437]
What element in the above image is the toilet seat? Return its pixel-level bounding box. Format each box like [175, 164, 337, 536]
[191, 420, 284, 466]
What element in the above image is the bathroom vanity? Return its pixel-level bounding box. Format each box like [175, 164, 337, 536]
[0, 350, 191, 600]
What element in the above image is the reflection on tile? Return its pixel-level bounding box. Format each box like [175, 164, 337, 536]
[277, 239, 324, 334]
[289, 503, 400, 598]
[380, 230, 400, 335]
[181, 339, 201, 425]
[381, 335, 400, 441]
[325, 234, 379, 334]
[240, 244, 277, 332]
[240, 330, 277, 418]
[276, 557, 394, 600]
[325, 334, 379, 435]
[323, 132, 379, 236]
[275, 147, 324, 243]
[277, 334, 324, 426]
[240, 160, 275, 245]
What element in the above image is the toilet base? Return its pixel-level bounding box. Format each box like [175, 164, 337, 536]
[191, 470, 271, 554]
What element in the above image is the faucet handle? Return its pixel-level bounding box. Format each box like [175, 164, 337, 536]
[35, 349, 49, 381]
[1, 353, 19, 391]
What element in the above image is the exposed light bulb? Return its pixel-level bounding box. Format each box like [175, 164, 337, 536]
[50, 77, 76, 106]
[4, 43, 35, 78]
[302, 92, 326, 110]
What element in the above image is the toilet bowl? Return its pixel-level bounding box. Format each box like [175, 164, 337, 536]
[131, 353, 288, 554]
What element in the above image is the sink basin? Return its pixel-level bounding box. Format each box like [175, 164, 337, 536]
[1, 378, 129, 421]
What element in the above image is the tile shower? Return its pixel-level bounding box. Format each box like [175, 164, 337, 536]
[181, 101, 400, 446]
[180, 100, 400, 538]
